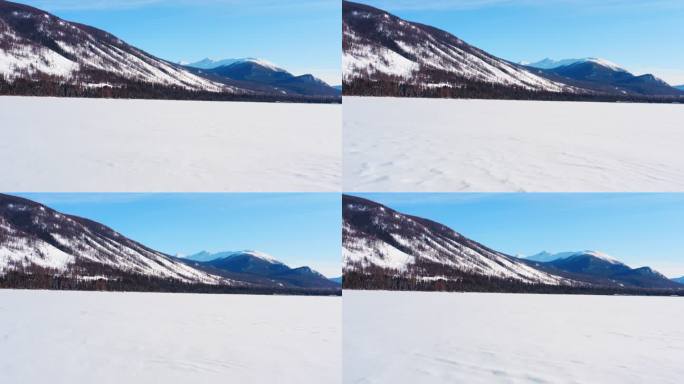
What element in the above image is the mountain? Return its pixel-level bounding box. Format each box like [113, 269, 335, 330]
[185, 59, 341, 97]
[343, 1, 572, 98]
[525, 251, 582, 263]
[343, 194, 683, 294]
[527, 58, 683, 97]
[329, 276, 342, 284]
[179, 251, 339, 289]
[676, 85, 684, 91]
[527, 57, 625, 71]
[343, 194, 570, 288]
[0, 1, 339, 102]
[0, 194, 339, 294]
[522, 251, 681, 289]
[0, 193, 227, 286]
[0, 0, 229, 92]
[184, 57, 279, 70]
[672, 276, 684, 284]
[342, 1, 682, 101]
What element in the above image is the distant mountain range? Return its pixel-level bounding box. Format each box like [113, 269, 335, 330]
[342, 1, 683, 102]
[343, 194, 683, 295]
[177, 250, 339, 289]
[522, 251, 680, 290]
[183, 58, 340, 97]
[524, 58, 682, 97]
[0, 193, 339, 294]
[672, 276, 684, 284]
[0, 0, 339, 102]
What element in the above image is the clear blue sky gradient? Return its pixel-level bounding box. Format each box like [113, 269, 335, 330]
[359, 0, 684, 85]
[18, 193, 342, 277]
[352, 193, 684, 278]
[15, 0, 342, 84]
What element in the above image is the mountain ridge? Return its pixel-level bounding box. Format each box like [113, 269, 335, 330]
[343, 194, 683, 294]
[0, 193, 340, 294]
[178, 250, 339, 289]
[0, 0, 340, 102]
[342, 0, 683, 102]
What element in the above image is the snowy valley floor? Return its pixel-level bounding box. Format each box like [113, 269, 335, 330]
[0, 290, 341, 384]
[344, 290, 684, 384]
[344, 97, 684, 192]
[0, 96, 341, 192]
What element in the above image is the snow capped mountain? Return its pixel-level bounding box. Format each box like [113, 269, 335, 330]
[342, 1, 682, 101]
[526, 57, 682, 96]
[527, 57, 627, 72]
[525, 251, 580, 263]
[185, 58, 341, 97]
[0, 1, 231, 92]
[0, 193, 227, 285]
[186, 57, 285, 72]
[180, 250, 338, 289]
[342, 1, 573, 93]
[526, 250, 623, 265]
[343, 194, 570, 285]
[185, 250, 283, 265]
[524, 251, 680, 289]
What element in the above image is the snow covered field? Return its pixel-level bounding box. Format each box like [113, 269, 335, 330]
[0, 290, 341, 384]
[344, 97, 684, 192]
[344, 290, 684, 384]
[0, 96, 340, 192]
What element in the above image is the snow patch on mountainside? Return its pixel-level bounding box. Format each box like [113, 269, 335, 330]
[186, 250, 284, 265]
[0, 194, 227, 285]
[0, 3, 229, 92]
[527, 57, 628, 72]
[342, 2, 572, 92]
[186, 57, 286, 72]
[526, 250, 623, 265]
[343, 195, 569, 285]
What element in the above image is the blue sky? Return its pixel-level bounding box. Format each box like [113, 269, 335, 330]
[352, 193, 684, 278]
[359, 0, 684, 85]
[18, 193, 342, 277]
[17, 0, 341, 84]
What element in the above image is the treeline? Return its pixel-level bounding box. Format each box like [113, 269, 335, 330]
[0, 266, 341, 296]
[343, 78, 684, 104]
[0, 77, 341, 104]
[343, 268, 684, 297]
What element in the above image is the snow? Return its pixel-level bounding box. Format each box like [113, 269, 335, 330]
[581, 250, 623, 265]
[344, 96, 684, 192]
[527, 250, 624, 265]
[0, 96, 341, 192]
[186, 57, 286, 72]
[344, 290, 684, 384]
[0, 38, 79, 78]
[186, 250, 284, 264]
[527, 57, 628, 72]
[0, 290, 341, 384]
[343, 12, 569, 93]
[0, 236, 74, 272]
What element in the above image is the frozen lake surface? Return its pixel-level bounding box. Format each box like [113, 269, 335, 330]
[0, 96, 340, 192]
[0, 290, 341, 384]
[344, 97, 684, 192]
[344, 290, 684, 384]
